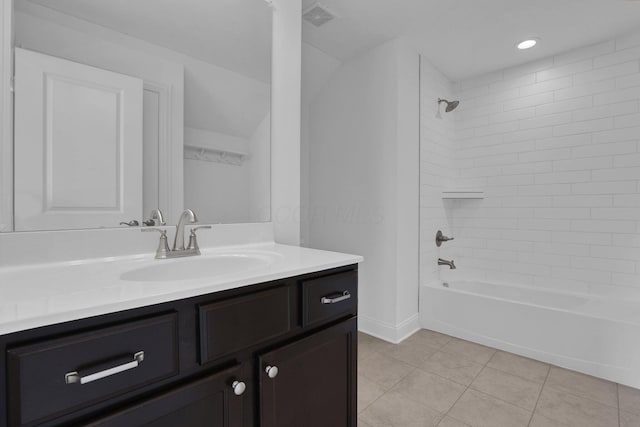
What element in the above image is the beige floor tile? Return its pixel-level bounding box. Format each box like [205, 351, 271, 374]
[383, 339, 439, 367]
[619, 384, 640, 416]
[546, 367, 618, 408]
[448, 389, 532, 427]
[405, 328, 452, 349]
[534, 385, 619, 427]
[358, 351, 414, 390]
[442, 338, 496, 365]
[620, 410, 640, 427]
[392, 368, 466, 413]
[528, 413, 568, 427]
[358, 417, 374, 427]
[359, 333, 388, 358]
[359, 390, 443, 427]
[470, 366, 543, 411]
[487, 350, 550, 383]
[436, 416, 470, 427]
[418, 350, 484, 386]
[358, 375, 386, 413]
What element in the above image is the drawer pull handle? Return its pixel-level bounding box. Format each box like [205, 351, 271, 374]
[65, 351, 145, 385]
[232, 380, 246, 396]
[265, 365, 279, 379]
[321, 291, 351, 304]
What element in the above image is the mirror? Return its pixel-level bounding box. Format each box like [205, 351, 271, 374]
[7, 0, 272, 231]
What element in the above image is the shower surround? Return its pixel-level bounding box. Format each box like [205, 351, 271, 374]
[420, 29, 640, 385]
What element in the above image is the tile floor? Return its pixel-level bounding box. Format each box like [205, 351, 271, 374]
[358, 330, 640, 427]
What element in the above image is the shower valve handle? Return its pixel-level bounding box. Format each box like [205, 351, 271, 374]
[436, 230, 454, 247]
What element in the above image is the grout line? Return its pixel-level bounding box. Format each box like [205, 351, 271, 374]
[527, 365, 551, 427]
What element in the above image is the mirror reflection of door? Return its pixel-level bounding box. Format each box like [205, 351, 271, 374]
[14, 48, 143, 231]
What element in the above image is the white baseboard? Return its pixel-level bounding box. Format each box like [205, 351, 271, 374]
[358, 313, 421, 344]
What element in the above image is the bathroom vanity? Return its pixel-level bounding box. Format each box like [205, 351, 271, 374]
[0, 244, 361, 427]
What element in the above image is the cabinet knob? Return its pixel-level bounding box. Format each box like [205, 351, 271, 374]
[231, 380, 246, 396]
[265, 365, 279, 379]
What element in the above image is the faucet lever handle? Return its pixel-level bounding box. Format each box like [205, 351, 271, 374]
[141, 228, 170, 259]
[141, 227, 166, 234]
[190, 225, 212, 233]
[187, 226, 211, 252]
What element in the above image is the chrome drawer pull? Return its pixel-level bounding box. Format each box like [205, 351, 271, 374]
[321, 291, 351, 304]
[65, 351, 145, 385]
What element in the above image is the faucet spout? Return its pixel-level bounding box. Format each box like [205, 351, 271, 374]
[173, 209, 198, 250]
[438, 258, 456, 270]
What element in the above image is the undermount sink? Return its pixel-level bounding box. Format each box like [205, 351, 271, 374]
[120, 252, 279, 282]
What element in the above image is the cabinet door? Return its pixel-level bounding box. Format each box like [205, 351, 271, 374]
[259, 318, 357, 427]
[84, 365, 245, 427]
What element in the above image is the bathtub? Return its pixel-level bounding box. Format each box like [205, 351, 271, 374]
[420, 280, 640, 388]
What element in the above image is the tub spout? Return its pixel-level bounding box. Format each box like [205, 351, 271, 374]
[438, 258, 456, 270]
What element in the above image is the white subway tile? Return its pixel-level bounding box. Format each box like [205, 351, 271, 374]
[553, 41, 615, 66]
[519, 218, 572, 231]
[611, 273, 640, 287]
[520, 148, 572, 163]
[535, 134, 592, 150]
[458, 71, 504, 91]
[457, 84, 490, 100]
[616, 30, 640, 51]
[572, 101, 638, 122]
[475, 121, 520, 137]
[534, 207, 590, 219]
[553, 156, 612, 171]
[487, 239, 534, 251]
[501, 196, 554, 207]
[521, 252, 572, 267]
[489, 73, 536, 92]
[573, 61, 639, 86]
[489, 107, 535, 124]
[591, 207, 640, 220]
[520, 76, 573, 97]
[518, 183, 571, 195]
[553, 195, 612, 207]
[612, 233, 640, 247]
[572, 219, 636, 233]
[554, 79, 616, 101]
[537, 96, 593, 117]
[614, 194, 640, 207]
[593, 86, 640, 105]
[503, 92, 554, 111]
[592, 166, 640, 182]
[591, 245, 640, 261]
[503, 161, 553, 175]
[519, 112, 572, 130]
[594, 47, 640, 68]
[616, 73, 640, 89]
[593, 126, 640, 144]
[614, 153, 640, 167]
[552, 266, 611, 284]
[487, 174, 535, 186]
[572, 257, 636, 274]
[502, 229, 551, 242]
[614, 113, 640, 129]
[535, 242, 590, 257]
[503, 58, 554, 80]
[503, 127, 553, 143]
[553, 118, 613, 137]
[457, 115, 490, 129]
[572, 181, 637, 194]
[537, 60, 593, 82]
[572, 141, 637, 158]
[535, 171, 591, 184]
[473, 153, 518, 167]
[552, 231, 612, 246]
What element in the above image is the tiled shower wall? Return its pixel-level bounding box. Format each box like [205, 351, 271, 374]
[438, 31, 640, 296]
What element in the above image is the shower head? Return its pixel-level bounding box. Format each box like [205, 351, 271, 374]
[438, 98, 460, 113]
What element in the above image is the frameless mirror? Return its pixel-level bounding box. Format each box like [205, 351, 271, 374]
[7, 0, 271, 231]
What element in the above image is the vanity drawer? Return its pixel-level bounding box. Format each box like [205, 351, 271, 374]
[7, 313, 179, 427]
[199, 286, 292, 365]
[302, 270, 357, 327]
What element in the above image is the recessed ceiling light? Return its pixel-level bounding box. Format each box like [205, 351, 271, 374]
[517, 39, 538, 50]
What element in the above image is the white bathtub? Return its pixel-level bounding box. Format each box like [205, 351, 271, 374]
[420, 280, 640, 388]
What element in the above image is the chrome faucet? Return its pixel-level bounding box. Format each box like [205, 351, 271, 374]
[143, 209, 166, 227]
[438, 258, 456, 270]
[142, 209, 211, 259]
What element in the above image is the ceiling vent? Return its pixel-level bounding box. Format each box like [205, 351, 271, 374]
[303, 3, 336, 27]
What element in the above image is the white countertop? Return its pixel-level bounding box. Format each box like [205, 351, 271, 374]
[0, 243, 362, 336]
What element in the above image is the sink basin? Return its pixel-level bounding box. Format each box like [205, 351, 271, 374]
[120, 252, 278, 282]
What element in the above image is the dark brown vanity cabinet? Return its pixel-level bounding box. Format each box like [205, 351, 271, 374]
[0, 265, 358, 427]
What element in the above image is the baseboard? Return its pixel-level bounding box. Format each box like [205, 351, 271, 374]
[358, 313, 421, 344]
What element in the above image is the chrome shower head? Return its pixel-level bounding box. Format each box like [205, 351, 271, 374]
[438, 98, 460, 113]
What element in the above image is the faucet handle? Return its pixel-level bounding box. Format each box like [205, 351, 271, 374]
[142, 228, 170, 259]
[187, 226, 212, 252]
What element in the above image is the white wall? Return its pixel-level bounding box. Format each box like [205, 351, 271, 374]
[443, 31, 640, 298]
[305, 38, 420, 342]
[249, 113, 272, 222]
[418, 57, 457, 290]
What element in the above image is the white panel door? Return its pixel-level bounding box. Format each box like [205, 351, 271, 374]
[14, 48, 143, 231]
